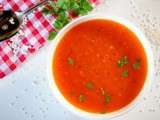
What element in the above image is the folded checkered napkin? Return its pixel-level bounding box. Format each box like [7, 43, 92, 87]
[0, 0, 100, 79]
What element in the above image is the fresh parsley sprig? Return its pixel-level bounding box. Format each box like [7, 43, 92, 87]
[42, 0, 93, 40]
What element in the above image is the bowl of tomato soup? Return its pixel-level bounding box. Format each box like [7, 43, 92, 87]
[48, 14, 154, 118]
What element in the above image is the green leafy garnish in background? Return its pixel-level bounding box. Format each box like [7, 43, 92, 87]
[79, 0, 93, 15]
[53, 20, 64, 30]
[48, 31, 57, 40]
[70, 1, 79, 11]
[42, 7, 50, 15]
[42, 0, 93, 40]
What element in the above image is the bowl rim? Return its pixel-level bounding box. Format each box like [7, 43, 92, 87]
[47, 13, 154, 119]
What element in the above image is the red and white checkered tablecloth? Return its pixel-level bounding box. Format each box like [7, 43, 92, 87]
[0, 0, 100, 79]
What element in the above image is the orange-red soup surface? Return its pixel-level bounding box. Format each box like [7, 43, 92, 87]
[53, 19, 147, 114]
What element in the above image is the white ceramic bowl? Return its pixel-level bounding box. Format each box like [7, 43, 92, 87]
[48, 14, 154, 119]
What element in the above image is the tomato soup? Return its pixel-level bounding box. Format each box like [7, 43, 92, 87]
[52, 19, 147, 114]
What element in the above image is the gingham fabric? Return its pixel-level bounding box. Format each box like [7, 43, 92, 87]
[0, 0, 100, 79]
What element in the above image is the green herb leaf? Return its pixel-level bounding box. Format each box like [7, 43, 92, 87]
[63, 18, 70, 26]
[122, 70, 128, 77]
[79, 0, 93, 15]
[51, 7, 59, 16]
[53, 20, 63, 30]
[100, 88, 111, 104]
[117, 61, 123, 68]
[70, 1, 80, 11]
[49, 1, 55, 8]
[85, 3, 93, 11]
[59, 11, 70, 24]
[48, 1, 59, 15]
[104, 94, 110, 103]
[85, 82, 93, 89]
[81, 0, 93, 11]
[132, 59, 141, 69]
[54, 10, 70, 29]
[79, 94, 85, 102]
[57, 10, 67, 21]
[43, 0, 94, 40]
[79, 9, 88, 16]
[42, 8, 50, 15]
[56, 0, 69, 10]
[48, 31, 57, 40]
[67, 57, 74, 65]
[117, 56, 128, 68]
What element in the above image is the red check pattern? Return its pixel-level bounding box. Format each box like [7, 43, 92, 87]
[0, 0, 100, 79]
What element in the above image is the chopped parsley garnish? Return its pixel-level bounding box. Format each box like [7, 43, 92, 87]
[42, 0, 93, 40]
[122, 70, 128, 77]
[132, 59, 141, 69]
[85, 82, 93, 89]
[79, 94, 85, 102]
[67, 57, 74, 65]
[117, 56, 141, 77]
[104, 94, 110, 103]
[100, 88, 111, 104]
[117, 56, 128, 68]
